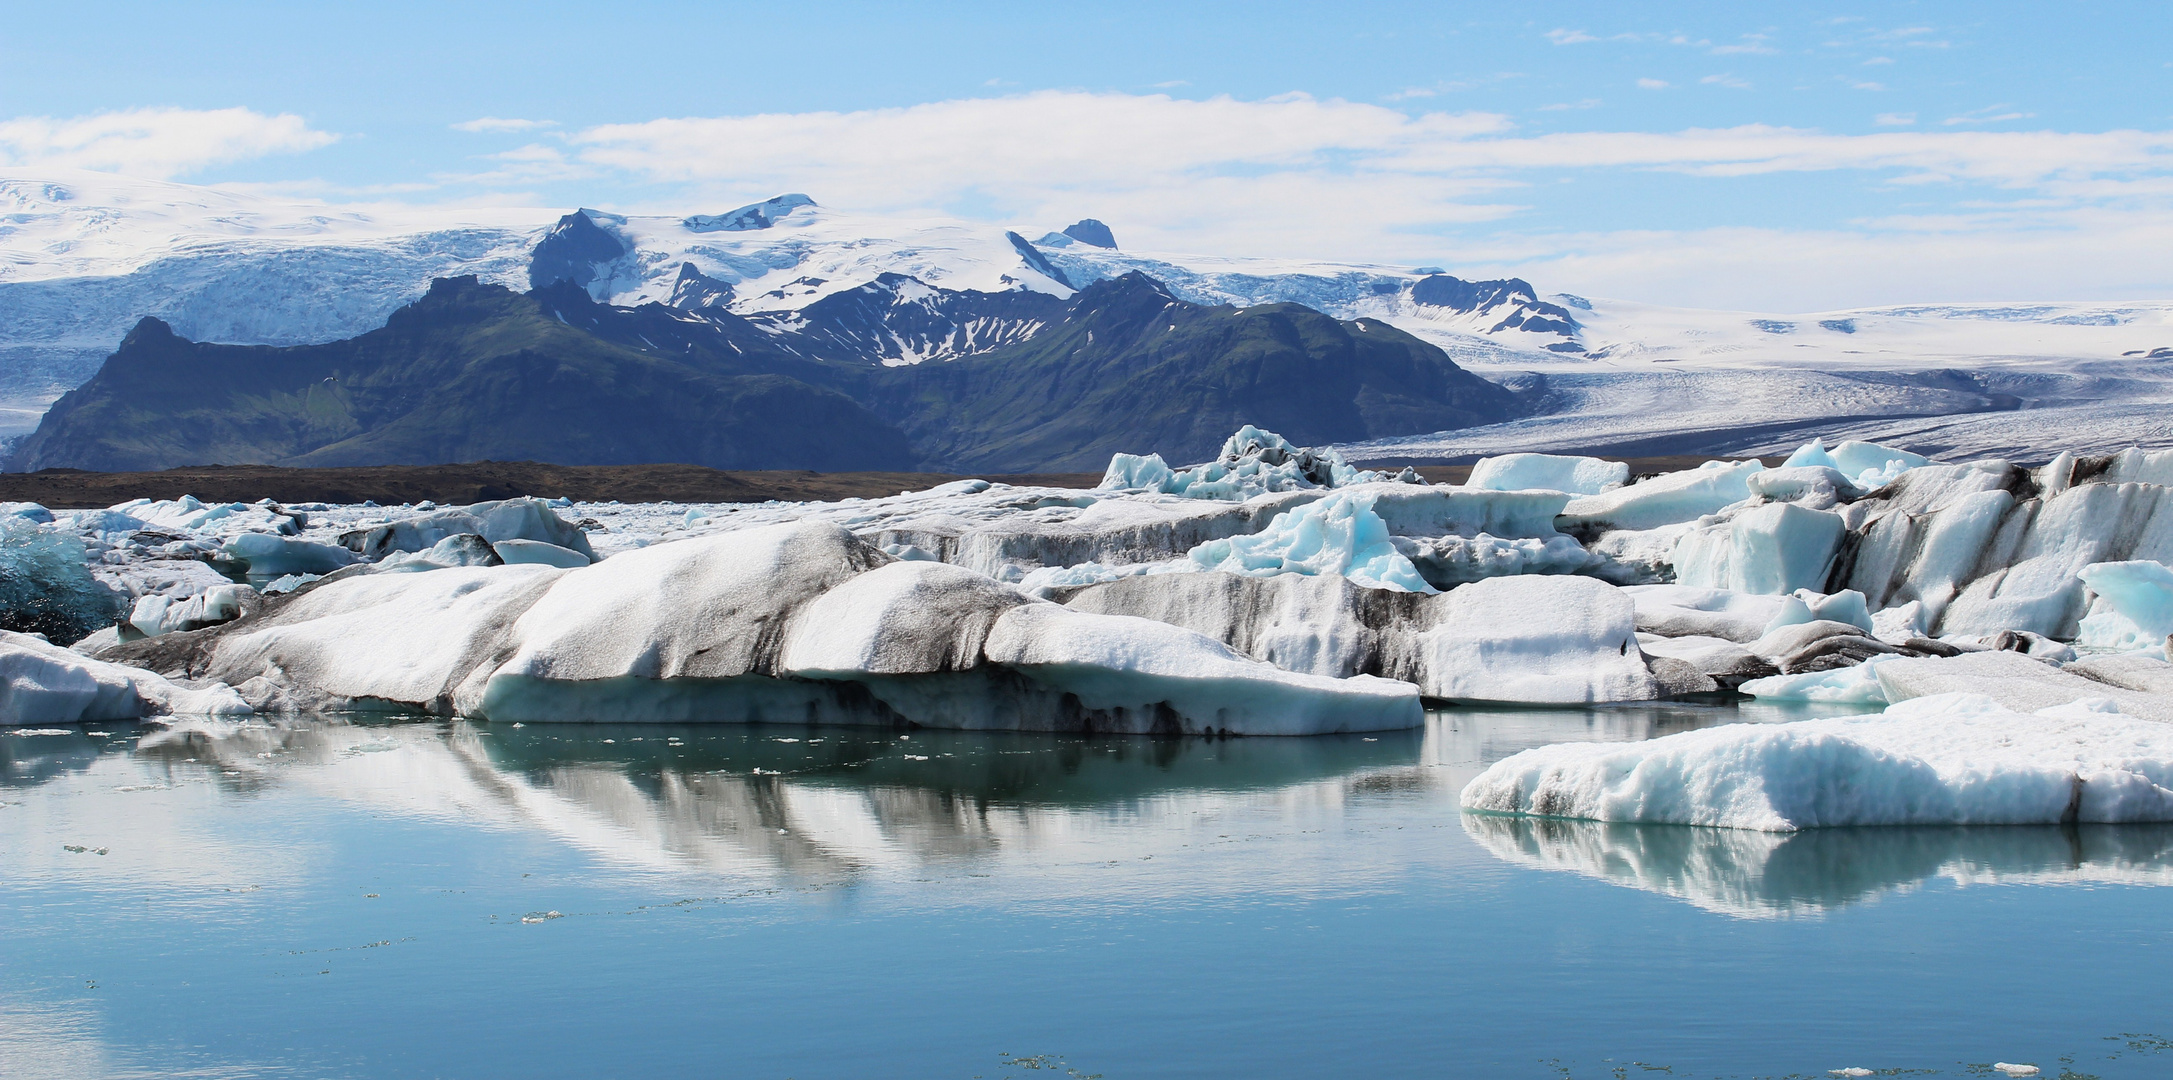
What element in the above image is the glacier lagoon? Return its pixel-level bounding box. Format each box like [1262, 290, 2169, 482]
[7, 703, 2173, 1080]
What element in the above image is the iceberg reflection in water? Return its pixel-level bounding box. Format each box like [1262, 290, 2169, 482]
[8, 701, 2173, 1079]
[29, 698, 2163, 916]
[1464, 815, 2173, 919]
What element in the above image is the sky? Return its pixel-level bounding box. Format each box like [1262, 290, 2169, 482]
[1, 0, 2170, 311]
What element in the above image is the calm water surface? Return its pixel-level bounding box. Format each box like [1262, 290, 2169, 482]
[4, 703, 2171, 1079]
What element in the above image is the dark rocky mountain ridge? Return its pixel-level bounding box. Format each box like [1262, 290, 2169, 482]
[11, 268, 1527, 474]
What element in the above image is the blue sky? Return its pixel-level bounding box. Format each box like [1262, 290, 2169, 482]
[2, 1, 2169, 308]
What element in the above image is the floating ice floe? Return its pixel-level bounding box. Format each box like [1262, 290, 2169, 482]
[121, 522, 1419, 734]
[0, 629, 249, 723]
[1461, 692, 2173, 830]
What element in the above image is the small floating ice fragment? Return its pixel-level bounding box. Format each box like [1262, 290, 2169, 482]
[1992, 1064, 2040, 1077]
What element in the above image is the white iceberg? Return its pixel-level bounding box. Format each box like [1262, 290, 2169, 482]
[1099, 425, 1389, 500]
[1781, 437, 1928, 490]
[1461, 692, 2173, 830]
[183, 522, 1420, 734]
[340, 497, 595, 560]
[1187, 489, 1433, 592]
[222, 532, 358, 577]
[1559, 459, 1765, 532]
[1463, 453, 1626, 496]
[1672, 501, 1846, 595]
[2076, 560, 2173, 651]
[0, 629, 250, 723]
[1406, 575, 1657, 703]
[1740, 653, 1895, 704]
[1874, 649, 2173, 722]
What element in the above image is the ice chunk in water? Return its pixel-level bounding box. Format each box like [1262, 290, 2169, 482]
[0, 629, 250, 722]
[0, 518, 121, 644]
[1462, 691, 2173, 830]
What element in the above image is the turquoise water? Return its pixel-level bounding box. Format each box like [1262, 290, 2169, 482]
[4, 704, 2171, 1079]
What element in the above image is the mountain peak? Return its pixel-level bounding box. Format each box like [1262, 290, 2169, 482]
[667, 263, 735, 310]
[120, 316, 180, 348]
[529, 212, 628, 292]
[1004, 231, 1076, 290]
[1062, 219, 1117, 249]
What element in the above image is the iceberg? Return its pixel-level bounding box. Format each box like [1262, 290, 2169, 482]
[1740, 653, 1895, 704]
[1187, 490, 1433, 592]
[1873, 650, 2173, 722]
[128, 583, 251, 639]
[1463, 453, 1627, 495]
[222, 532, 358, 577]
[493, 538, 593, 568]
[1461, 692, 2173, 830]
[0, 518, 121, 644]
[0, 629, 249, 723]
[1781, 437, 1928, 490]
[339, 497, 595, 560]
[1671, 502, 1845, 595]
[1098, 425, 1398, 500]
[1407, 575, 1657, 703]
[1559, 459, 1765, 533]
[2076, 560, 2173, 651]
[155, 522, 1419, 734]
[1057, 570, 1662, 703]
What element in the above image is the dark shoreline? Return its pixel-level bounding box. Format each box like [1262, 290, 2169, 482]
[0, 461, 1105, 508]
[0, 455, 1781, 509]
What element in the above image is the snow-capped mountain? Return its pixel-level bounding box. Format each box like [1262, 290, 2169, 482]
[4, 169, 2171, 462]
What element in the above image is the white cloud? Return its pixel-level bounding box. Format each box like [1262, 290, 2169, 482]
[1546, 28, 1598, 45]
[1710, 33, 1777, 56]
[1874, 112, 1916, 126]
[0, 107, 335, 179]
[451, 117, 555, 133]
[1850, 81, 1887, 91]
[1636, 78, 1670, 90]
[1700, 73, 1754, 90]
[548, 92, 2173, 302]
[1465, 210, 2173, 310]
[1863, 56, 1894, 65]
[568, 92, 2173, 209]
[1944, 106, 2036, 126]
